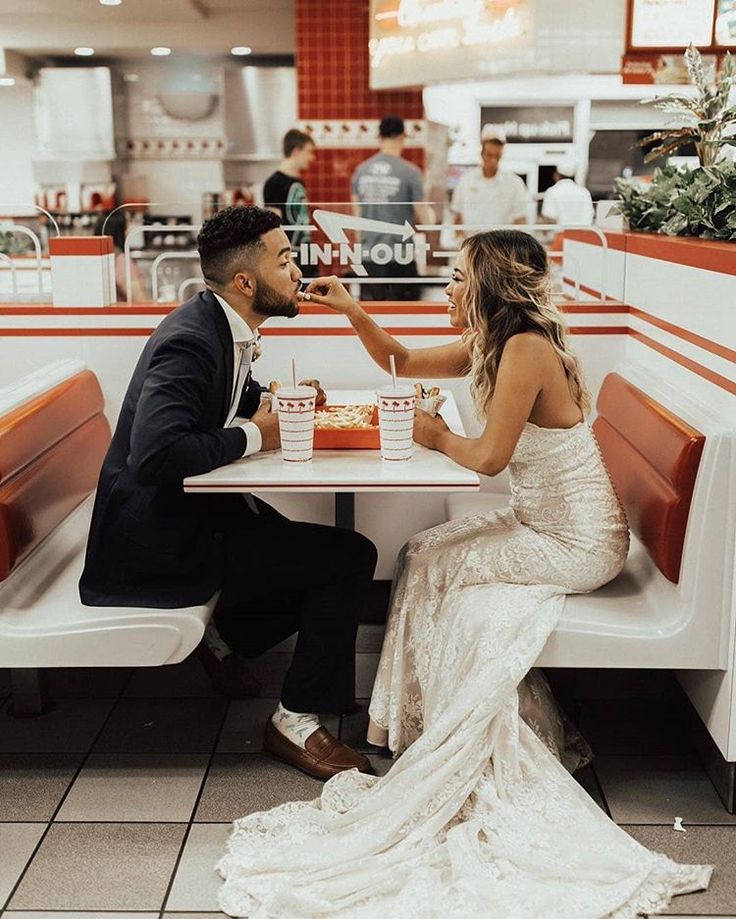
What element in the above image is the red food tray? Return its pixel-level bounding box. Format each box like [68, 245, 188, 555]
[313, 405, 380, 450]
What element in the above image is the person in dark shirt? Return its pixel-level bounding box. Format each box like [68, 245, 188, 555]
[264, 129, 316, 273]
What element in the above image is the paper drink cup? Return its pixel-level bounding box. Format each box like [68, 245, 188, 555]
[376, 384, 415, 461]
[275, 385, 317, 462]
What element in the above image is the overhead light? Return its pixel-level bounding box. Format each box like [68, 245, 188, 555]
[123, 72, 139, 82]
[150, 46, 172, 56]
[0, 77, 16, 86]
[99, 0, 122, 5]
[74, 47, 95, 56]
[231, 46, 253, 56]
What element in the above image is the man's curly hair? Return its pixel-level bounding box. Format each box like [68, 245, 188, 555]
[197, 205, 281, 287]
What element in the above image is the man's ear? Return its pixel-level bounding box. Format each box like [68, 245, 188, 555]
[234, 271, 256, 299]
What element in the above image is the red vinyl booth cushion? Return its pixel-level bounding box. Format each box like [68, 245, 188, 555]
[0, 372, 111, 581]
[592, 373, 704, 583]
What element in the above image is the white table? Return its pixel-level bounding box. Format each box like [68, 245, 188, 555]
[184, 390, 480, 528]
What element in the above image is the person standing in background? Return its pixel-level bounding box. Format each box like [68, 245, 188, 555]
[451, 127, 529, 236]
[540, 157, 595, 226]
[351, 115, 433, 301]
[264, 128, 316, 274]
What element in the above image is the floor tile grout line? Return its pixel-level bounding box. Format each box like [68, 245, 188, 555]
[157, 696, 234, 919]
[1, 667, 136, 912]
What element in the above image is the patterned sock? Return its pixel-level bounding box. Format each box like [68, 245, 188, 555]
[204, 621, 231, 662]
[271, 701, 320, 748]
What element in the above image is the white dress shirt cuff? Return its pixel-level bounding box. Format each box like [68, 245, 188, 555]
[239, 421, 262, 457]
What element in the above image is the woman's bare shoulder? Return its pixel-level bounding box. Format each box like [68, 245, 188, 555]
[502, 332, 554, 360]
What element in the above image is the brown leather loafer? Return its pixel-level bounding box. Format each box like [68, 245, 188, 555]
[195, 644, 261, 699]
[263, 718, 373, 780]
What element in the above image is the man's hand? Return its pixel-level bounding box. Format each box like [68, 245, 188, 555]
[251, 399, 280, 452]
[299, 378, 327, 405]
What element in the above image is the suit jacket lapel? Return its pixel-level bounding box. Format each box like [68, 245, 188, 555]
[201, 289, 235, 425]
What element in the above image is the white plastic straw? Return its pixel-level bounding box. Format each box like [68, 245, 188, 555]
[291, 358, 297, 390]
[389, 354, 397, 388]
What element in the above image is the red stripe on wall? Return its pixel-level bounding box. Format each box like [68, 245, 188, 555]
[562, 230, 627, 251]
[0, 328, 156, 336]
[629, 329, 736, 395]
[298, 303, 451, 315]
[570, 327, 628, 335]
[561, 278, 621, 302]
[626, 233, 736, 277]
[629, 307, 736, 364]
[561, 302, 628, 314]
[261, 327, 464, 336]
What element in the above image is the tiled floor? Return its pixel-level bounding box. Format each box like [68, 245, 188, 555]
[1, 655, 735, 918]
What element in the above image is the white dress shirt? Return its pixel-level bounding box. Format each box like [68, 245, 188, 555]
[212, 291, 262, 457]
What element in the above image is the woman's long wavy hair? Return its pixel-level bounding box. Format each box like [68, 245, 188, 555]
[461, 230, 590, 417]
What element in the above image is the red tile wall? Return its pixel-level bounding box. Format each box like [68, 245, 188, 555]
[296, 0, 426, 202]
[296, 0, 424, 120]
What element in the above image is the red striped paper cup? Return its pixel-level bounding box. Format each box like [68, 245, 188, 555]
[275, 386, 317, 462]
[376, 385, 415, 461]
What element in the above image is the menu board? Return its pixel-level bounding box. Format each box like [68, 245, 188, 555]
[630, 0, 715, 47]
[369, 0, 534, 89]
[480, 105, 575, 143]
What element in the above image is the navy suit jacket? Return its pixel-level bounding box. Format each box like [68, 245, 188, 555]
[80, 290, 262, 608]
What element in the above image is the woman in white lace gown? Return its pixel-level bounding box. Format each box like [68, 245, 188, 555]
[218, 231, 712, 918]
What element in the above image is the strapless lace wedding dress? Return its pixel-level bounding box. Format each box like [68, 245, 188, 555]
[217, 422, 712, 918]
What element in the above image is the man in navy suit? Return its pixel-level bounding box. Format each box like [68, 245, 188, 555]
[80, 206, 377, 779]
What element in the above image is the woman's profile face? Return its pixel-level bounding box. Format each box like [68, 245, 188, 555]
[445, 250, 470, 329]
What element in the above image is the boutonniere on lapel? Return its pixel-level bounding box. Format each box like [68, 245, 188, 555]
[251, 332, 262, 362]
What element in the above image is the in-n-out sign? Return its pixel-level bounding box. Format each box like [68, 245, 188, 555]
[298, 208, 430, 276]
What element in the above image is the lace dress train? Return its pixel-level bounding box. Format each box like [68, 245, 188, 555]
[217, 423, 712, 918]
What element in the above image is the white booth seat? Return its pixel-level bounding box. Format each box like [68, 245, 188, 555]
[447, 366, 736, 672]
[0, 365, 216, 709]
[0, 497, 214, 669]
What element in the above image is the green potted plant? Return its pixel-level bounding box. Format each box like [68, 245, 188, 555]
[614, 47, 736, 240]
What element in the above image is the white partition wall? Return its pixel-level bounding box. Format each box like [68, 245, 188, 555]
[563, 229, 736, 768]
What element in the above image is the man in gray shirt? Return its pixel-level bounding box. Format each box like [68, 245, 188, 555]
[351, 115, 430, 301]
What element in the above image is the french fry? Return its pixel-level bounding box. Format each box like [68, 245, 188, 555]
[314, 404, 374, 430]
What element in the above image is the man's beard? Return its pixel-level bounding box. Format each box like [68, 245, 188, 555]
[252, 276, 299, 318]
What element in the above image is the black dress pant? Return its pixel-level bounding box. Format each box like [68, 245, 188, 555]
[213, 498, 377, 715]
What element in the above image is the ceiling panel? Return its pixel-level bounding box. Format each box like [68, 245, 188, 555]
[0, 0, 292, 16]
[0, 0, 295, 57]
